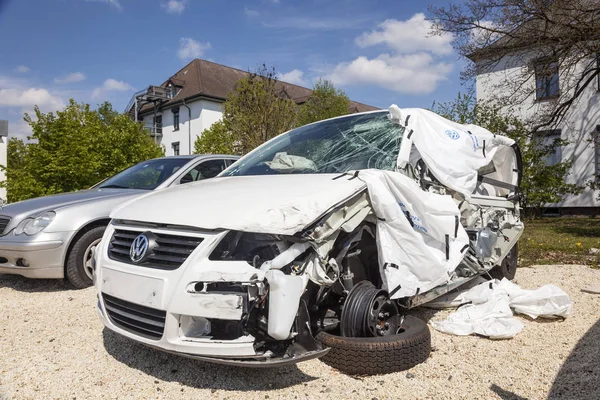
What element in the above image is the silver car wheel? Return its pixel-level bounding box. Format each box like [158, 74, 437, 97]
[84, 238, 102, 281]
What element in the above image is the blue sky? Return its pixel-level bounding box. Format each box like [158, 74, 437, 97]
[0, 0, 468, 139]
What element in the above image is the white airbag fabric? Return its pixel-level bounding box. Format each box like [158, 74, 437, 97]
[429, 278, 573, 339]
[357, 169, 469, 298]
[390, 105, 515, 197]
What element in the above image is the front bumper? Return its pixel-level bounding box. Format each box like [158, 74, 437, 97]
[95, 224, 315, 364]
[0, 231, 73, 279]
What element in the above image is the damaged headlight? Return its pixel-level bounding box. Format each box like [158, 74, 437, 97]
[209, 231, 286, 267]
[14, 211, 56, 236]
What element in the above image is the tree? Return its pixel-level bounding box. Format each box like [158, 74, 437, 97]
[429, 0, 600, 132]
[193, 120, 238, 155]
[298, 79, 349, 126]
[224, 65, 297, 154]
[432, 92, 582, 215]
[4, 99, 163, 203]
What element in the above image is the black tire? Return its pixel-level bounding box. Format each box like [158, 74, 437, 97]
[316, 315, 431, 375]
[66, 225, 106, 289]
[489, 243, 519, 281]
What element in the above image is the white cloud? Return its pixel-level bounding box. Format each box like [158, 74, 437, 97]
[326, 53, 452, 94]
[324, 13, 455, 95]
[278, 69, 307, 86]
[177, 37, 211, 61]
[5, 118, 36, 141]
[162, 0, 185, 14]
[0, 87, 65, 110]
[54, 72, 86, 84]
[92, 78, 134, 99]
[356, 14, 453, 55]
[470, 20, 501, 47]
[244, 6, 260, 18]
[86, 0, 122, 11]
[14, 66, 29, 73]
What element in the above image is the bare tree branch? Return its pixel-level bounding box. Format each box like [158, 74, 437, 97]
[429, 0, 600, 132]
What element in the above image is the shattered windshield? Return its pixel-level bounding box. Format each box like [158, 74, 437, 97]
[223, 111, 403, 176]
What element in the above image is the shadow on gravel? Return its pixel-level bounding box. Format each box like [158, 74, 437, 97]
[548, 318, 600, 400]
[102, 328, 319, 391]
[490, 384, 527, 400]
[0, 274, 70, 292]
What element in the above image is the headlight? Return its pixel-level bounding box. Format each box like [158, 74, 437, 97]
[209, 231, 285, 267]
[14, 211, 56, 236]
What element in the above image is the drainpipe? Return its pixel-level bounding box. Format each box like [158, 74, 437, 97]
[182, 100, 192, 155]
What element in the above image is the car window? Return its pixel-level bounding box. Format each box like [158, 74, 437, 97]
[180, 159, 227, 184]
[98, 158, 191, 190]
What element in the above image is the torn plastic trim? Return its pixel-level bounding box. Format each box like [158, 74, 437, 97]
[300, 189, 371, 243]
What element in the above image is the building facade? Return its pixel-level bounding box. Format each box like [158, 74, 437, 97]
[474, 52, 599, 213]
[126, 59, 378, 157]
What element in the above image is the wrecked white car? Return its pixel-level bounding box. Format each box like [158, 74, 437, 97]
[94, 106, 524, 375]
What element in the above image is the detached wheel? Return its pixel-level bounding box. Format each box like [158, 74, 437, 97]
[489, 243, 518, 281]
[317, 316, 431, 375]
[66, 225, 106, 289]
[317, 281, 431, 375]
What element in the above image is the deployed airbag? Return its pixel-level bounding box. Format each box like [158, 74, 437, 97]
[429, 278, 573, 339]
[390, 105, 516, 197]
[357, 169, 469, 298]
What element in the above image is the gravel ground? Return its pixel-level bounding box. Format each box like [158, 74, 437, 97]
[0, 264, 598, 400]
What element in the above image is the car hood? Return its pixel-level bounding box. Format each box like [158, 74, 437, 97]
[111, 174, 367, 236]
[0, 189, 142, 221]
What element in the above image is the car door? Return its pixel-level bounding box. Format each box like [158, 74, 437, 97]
[178, 159, 228, 184]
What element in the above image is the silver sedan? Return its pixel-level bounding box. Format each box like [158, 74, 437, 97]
[0, 154, 238, 288]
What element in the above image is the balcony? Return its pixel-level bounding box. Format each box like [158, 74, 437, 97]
[142, 123, 163, 138]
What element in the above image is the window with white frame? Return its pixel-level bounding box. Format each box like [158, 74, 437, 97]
[172, 107, 180, 131]
[534, 129, 562, 166]
[535, 59, 560, 100]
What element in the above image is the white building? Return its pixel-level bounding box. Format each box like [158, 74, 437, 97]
[473, 49, 600, 214]
[126, 59, 377, 157]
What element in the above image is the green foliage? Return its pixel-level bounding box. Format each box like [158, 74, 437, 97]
[194, 120, 238, 155]
[194, 68, 353, 156]
[216, 65, 297, 155]
[298, 79, 349, 126]
[4, 99, 163, 203]
[432, 92, 582, 214]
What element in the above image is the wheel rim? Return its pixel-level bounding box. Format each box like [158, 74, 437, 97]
[340, 281, 400, 337]
[366, 292, 400, 337]
[83, 238, 102, 281]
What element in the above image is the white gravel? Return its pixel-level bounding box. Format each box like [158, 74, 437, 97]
[1, 264, 598, 400]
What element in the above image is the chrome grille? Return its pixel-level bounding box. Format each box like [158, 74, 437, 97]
[102, 293, 166, 340]
[107, 229, 203, 270]
[0, 216, 11, 234]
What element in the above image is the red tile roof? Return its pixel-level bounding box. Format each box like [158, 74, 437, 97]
[137, 59, 379, 115]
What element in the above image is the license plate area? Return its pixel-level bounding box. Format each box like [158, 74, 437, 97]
[101, 267, 164, 309]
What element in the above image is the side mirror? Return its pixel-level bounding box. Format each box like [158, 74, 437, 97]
[180, 173, 194, 184]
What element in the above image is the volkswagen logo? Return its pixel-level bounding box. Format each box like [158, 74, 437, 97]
[130, 234, 149, 263]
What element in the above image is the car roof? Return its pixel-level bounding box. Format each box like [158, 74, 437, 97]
[155, 154, 240, 161]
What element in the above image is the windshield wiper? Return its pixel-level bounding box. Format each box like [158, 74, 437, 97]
[99, 184, 130, 189]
